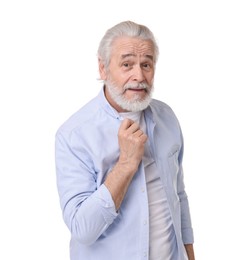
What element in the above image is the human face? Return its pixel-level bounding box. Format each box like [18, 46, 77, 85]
[99, 37, 155, 112]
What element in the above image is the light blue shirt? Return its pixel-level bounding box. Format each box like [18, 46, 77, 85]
[55, 87, 194, 260]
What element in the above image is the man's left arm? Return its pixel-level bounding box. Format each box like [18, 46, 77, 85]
[177, 130, 195, 259]
[185, 244, 195, 260]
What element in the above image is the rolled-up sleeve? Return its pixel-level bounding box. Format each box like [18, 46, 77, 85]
[55, 131, 118, 246]
[73, 184, 118, 245]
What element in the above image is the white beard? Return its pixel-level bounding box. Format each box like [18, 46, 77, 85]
[105, 80, 154, 112]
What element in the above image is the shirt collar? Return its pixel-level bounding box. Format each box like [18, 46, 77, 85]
[98, 86, 121, 120]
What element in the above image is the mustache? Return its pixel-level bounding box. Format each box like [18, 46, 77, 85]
[123, 82, 150, 91]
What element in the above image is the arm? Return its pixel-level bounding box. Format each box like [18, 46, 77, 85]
[184, 244, 195, 260]
[177, 130, 195, 254]
[177, 164, 194, 245]
[55, 131, 118, 245]
[55, 119, 146, 244]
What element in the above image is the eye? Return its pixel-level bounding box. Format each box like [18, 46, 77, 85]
[121, 62, 133, 70]
[142, 63, 151, 70]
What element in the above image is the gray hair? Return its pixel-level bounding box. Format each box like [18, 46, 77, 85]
[97, 21, 159, 69]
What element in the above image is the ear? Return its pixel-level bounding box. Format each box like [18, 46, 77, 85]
[98, 58, 107, 80]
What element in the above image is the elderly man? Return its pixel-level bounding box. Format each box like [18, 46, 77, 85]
[55, 20, 195, 260]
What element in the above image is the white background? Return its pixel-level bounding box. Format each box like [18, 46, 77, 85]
[0, 1, 244, 259]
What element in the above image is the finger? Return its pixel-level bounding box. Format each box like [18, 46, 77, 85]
[119, 118, 135, 131]
[133, 129, 144, 137]
[120, 119, 140, 134]
[139, 133, 148, 143]
[127, 121, 140, 133]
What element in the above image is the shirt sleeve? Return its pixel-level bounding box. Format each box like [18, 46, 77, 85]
[177, 132, 194, 245]
[55, 131, 118, 246]
[177, 165, 194, 244]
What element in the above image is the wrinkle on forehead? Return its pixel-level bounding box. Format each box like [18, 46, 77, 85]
[121, 53, 154, 61]
[111, 37, 154, 58]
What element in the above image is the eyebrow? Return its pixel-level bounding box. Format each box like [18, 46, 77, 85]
[121, 53, 154, 61]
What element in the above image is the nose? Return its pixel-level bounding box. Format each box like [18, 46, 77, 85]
[132, 65, 145, 82]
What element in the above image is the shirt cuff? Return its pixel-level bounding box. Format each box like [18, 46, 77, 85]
[94, 184, 118, 225]
[182, 227, 194, 244]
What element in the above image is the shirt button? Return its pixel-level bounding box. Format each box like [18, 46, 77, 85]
[143, 220, 147, 225]
[141, 188, 145, 193]
[144, 252, 147, 257]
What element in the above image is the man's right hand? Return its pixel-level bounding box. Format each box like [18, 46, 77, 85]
[117, 118, 148, 173]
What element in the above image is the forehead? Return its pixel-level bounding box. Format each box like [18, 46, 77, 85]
[111, 37, 154, 58]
